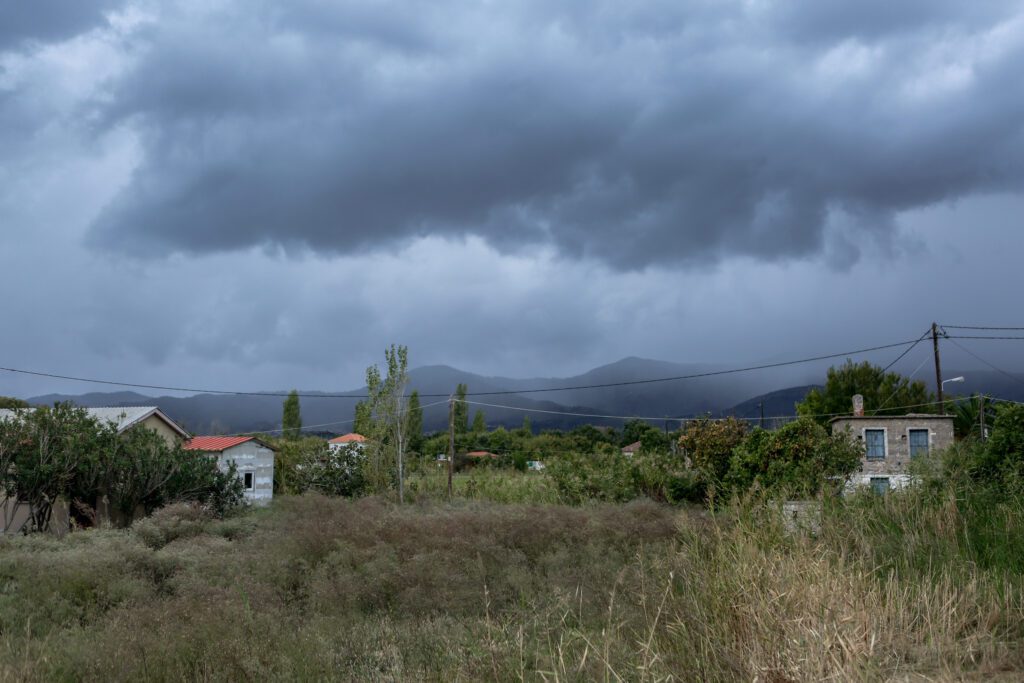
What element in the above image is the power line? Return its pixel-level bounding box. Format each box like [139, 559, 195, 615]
[458, 396, 957, 424]
[944, 337, 1024, 389]
[940, 325, 1024, 331]
[0, 338, 926, 399]
[222, 398, 450, 437]
[946, 335, 1024, 340]
[880, 328, 932, 374]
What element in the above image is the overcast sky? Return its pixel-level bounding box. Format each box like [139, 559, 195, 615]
[1, 0, 1023, 398]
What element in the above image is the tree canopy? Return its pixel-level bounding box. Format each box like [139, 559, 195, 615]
[797, 360, 935, 425]
[282, 390, 302, 440]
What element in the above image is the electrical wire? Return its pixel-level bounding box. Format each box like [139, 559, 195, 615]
[944, 337, 1024, 389]
[0, 338, 926, 399]
[456, 396, 957, 424]
[940, 325, 1024, 331]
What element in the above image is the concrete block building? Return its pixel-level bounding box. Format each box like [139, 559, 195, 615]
[184, 436, 275, 505]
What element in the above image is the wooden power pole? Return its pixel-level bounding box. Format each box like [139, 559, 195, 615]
[932, 322, 945, 415]
[447, 395, 455, 501]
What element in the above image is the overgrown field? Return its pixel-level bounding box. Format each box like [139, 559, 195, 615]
[2, 487, 1023, 681]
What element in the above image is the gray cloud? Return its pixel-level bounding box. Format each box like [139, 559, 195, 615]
[69, 0, 1024, 269]
[0, 0, 120, 51]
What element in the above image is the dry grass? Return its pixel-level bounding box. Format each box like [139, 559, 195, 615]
[0, 490, 1022, 681]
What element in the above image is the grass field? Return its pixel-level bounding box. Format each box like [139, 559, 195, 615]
[1, 481, 1023, 681]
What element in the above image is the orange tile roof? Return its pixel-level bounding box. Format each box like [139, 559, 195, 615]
[184, 436, 255, 452]
[466, 450, 498, 458]
[329, 432, 367, 444]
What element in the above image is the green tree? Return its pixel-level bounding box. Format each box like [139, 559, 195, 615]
[407, 391, 423, 453]
[973, 402, 1024, 484]
[365, 344, 410, 502]
[0, 396, 29, 409]
[678, 417, 748, 485]
[472, 409, 486, 434]
[797, 360, 935, 425]
[282, 390, 302, 440]
[454, 383, 469, 434]
[7, 403, 100, 532]
[353, 400, 373, 436]
[950, 394, 996, 440]
[726, 419, 863, 497]
[521, 415, 532, 435]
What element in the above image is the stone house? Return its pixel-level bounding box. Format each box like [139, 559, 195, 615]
[830, 405, 955, 493]
[184, 436, 275, 505]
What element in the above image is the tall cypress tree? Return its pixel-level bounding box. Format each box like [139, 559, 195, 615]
[407, 390, 423, 452]
[282, 390, 302, 440]
[454, 383, 469, 434]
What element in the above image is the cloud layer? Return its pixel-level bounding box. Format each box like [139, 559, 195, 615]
[16, 0, 1011, 269]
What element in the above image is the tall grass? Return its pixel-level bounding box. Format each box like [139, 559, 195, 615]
[1, 485, 1022, 680]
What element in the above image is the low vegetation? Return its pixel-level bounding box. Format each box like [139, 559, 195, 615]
[2, 471, 1023, 680]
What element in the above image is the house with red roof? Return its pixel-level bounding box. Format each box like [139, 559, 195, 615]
[328, 432, 367, 453]
[185, 436, 276, 505]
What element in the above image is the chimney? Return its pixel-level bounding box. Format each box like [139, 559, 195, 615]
[852, 394, 864, 417]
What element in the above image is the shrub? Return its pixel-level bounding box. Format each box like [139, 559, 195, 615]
[293, 442, 367, 497]
[726, 418, 862, 497]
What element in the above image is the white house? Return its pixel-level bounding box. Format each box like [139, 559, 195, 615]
[328, 432, 367, 452]
[184, 436, 275, 505]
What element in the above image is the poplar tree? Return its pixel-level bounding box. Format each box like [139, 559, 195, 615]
[454, 383, 469, 434]
[282, 390, 302, 440]
[472, 409, 486, 434]
[407, 391, 423, 452]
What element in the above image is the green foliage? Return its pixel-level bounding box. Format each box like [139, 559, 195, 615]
[293, 443, 367, 497]
[950, 394, 996, 439]
[547, 451, 639, 504]
[471, 409, 486, 433]
[352, 400, 373, 436]
[406, 391, 423, 453]
[0, 403, 244, 531]
[0, 396, 29, 409]
[4, 403, 101, 531]
[453, 384, 468, 434]
[521, 415, 532, 435]
[726, 419, 862, 497]
[677, 417, 748, 485]
[620, 419, 659, 447]
[364, 344, 410, 498]
[282, 390, 302, 440]
[798, 360, 935, 424]
[970, 402, 1024, 486]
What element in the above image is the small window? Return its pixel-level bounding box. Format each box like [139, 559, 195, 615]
[865, 429, 886, 460]
[909, 429, 929, 458]
[870, 477, 890, 495]
[243, 472, 255, 491]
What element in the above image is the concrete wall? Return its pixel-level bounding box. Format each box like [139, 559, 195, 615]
[218, 442, 274, 505]
[831, 415, 955, 491]
[140, 414, 185, 447]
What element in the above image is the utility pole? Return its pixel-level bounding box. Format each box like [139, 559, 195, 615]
[447, 395, 455, 501]
[932, 322, 945, 415]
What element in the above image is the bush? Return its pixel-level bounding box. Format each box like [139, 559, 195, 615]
[726, 419, 862, 497]
[294, 442, 367, 497]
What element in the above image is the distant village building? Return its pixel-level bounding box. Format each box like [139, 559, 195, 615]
[329, 433, 367, 452]
[466, 450, 498, 459]
[184, 436, 275, 505]
[830, 394, 954, 493]
[621, 441, 641, 457]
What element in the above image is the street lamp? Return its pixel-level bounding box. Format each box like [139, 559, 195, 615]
[938, 376, 965, 415]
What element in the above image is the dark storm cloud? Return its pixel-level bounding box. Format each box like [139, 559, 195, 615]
[82, 0, 1024, 269]
[0, 0, 121, 50]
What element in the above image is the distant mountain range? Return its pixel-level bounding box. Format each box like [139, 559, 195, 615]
[25, 357, 1024, 436]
